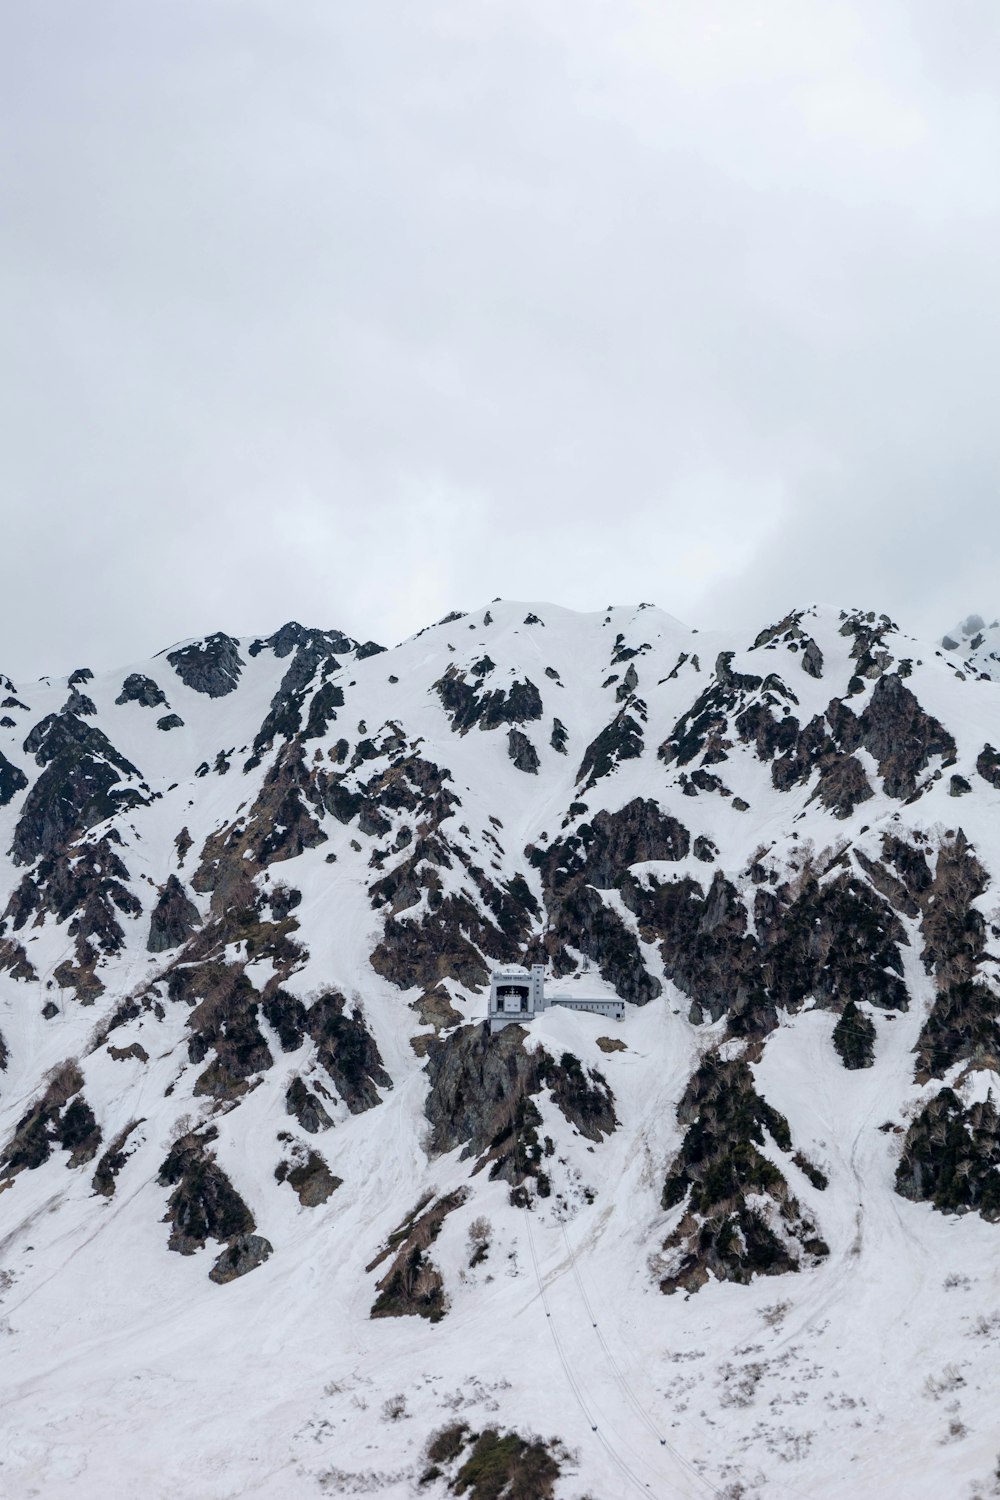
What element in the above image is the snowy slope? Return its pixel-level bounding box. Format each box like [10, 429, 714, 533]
[1, 602, 1000, 1499]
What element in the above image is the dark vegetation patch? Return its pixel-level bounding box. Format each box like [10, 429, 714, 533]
[832, 1000, 876, 1069]
[92, 1120, 144, 1197]
[658, 1054, 827, 1294]
[896, 1088, 1000, 1220]
[368, 1190, 468, 1322]
[1, 1062, 102, 1175]
[420, 1423, 565, 1498]
[423, 1024, 616, 1187]
[147, 874, 201, 952]
[158, 1128, 256, 1254]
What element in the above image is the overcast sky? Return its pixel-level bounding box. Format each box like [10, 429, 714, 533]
[3, 1, 1000, 679]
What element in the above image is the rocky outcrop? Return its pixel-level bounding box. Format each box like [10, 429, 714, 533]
[658, 1055, 828, 1294]
[0, 750, 28, 806]
[247, 628, 348, 762]
[115, 673, 167, 708]
[976, 744, 1000, 789]
[158, 1129, 256, 1254]
[11, 712, 147, 865]
[368, 1190, 467, 1322]
[627, 866, 907, 1034]
[576, 707, 644, 790]
[209, 1234, 273, 1283]
[434, 665, 543, 735]
[507, 728, 539, 773]
[896, 1088, 1000, 1220]
[858, 673, 956, 799]
[1, 1062, 102, 1175]
[92, 1120, 143, 1197]
[147, 874, 201, 952]
[526, 799, 689, 1005]
[423, 1024, 616, 1186]
[166, 633, 244, 697]
[275, 1149, 341, 1205]
[284, 1076, 334, 1133]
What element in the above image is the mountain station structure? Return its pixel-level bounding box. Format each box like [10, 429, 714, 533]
[487, 963, 625, 1033]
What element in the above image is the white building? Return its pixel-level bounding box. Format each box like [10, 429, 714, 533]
[487, 963, 625, 1033]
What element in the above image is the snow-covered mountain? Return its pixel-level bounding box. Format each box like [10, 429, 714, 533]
[2, 600, 1000, 1500]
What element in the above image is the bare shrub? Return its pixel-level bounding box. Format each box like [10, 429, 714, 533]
[381, 1394, 407, 1422]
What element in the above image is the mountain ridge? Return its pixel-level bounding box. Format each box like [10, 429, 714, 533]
[2, 597, 1000, 1499]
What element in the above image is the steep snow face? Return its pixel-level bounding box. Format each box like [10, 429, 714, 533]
[2, 602, 1000, 1499]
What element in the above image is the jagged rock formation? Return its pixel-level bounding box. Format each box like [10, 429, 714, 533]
[3, 602, 1000, 1497]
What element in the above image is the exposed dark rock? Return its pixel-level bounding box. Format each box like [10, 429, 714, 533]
[209, 1233, 273, 1283]
[248, 631, 347, 760]
[64, 690, 96, 716]
[660, 652, 790, 768]
[832, 999, 876, 1069]
[626, 866, 907, 1034]
[507, 729, 539, 774]
[526, 800, 687, 1006]
[0, 1062, 102, 1174]
[550, 718, 568, 754]
[801, 638, 824, 678]
[911, 834, 997, 1079]
[812, 753, 874, 819]
[91, 1120, 143, 1197]
[0, 750, 28, 807]
[423, 1024, 616, 1186]
[183, 967, 274, 1101]
[576, 708, 644, 790]
[368, 1190, 467, 1322]
[166, 633, 244, 697]
[976, 744, 1000, 789]
[859, 673, 955, 799]
[950, 774, 973, 797]
[434, 666, 543, 735]
[12, 712, 146, 865]
[306, 992, 391, 1113]
[0, 938, 36, 982]
[157, 714, 184, 731]
[276, 1150, 342, 1205]
[68, 667, 94, 687]
[658, 1054, 827, 1294]
[546, 1051, 616, 1141]
[147, 874, 201, 952]
[285, 1075, 334, 1133]
[193, 743, 327, 905]
[158, 1129, 255, 1254]
[4, 835, 142, 1001]
[896, 1088, 1000, 1220]
[116, 673, 167, 708]
[249, 621, 354, 660]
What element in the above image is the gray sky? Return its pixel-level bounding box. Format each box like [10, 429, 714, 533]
[3, 1, 1000, 679]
